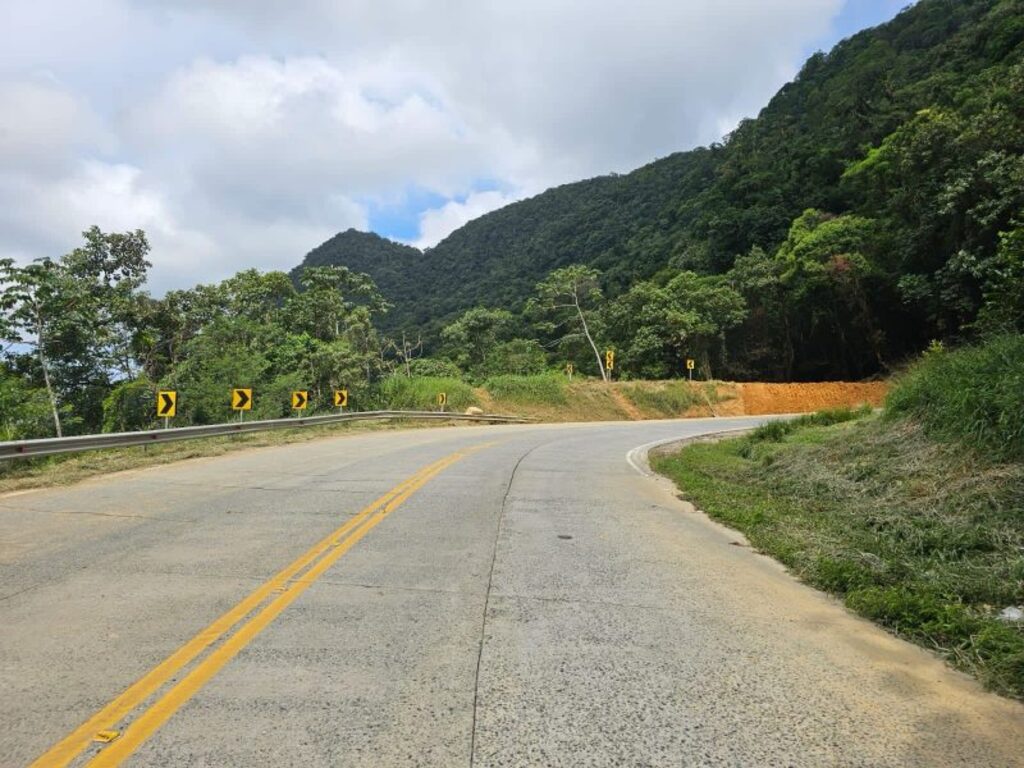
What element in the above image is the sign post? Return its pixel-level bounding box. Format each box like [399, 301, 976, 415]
[565, 362, 574, 381]
[605, 349, 615, 378]
[437, 392, 447, 412]
[231, 388, 253, 421]
[686, 358, 695, 381]
[156, 390, 176, 429]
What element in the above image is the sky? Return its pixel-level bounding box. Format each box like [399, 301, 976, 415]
[0, 0, 910, 292]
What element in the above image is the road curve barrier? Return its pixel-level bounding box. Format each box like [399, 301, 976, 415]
[0, 410, 532, 461]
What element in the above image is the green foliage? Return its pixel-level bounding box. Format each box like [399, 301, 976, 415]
[885, 334, 1024, 461]
[977, 224, 1024, 333]
[407, 358, 463, 378]
[0, 365, 57, 440]
[373, 376, 478, 411]
[439, 307, 516, 376]
[527, 264, 607, 379]
[483, 373, 567, 405]
[0, 227, 151, 436]
[479, 339, 547, 377]
[603, 272, 746, 378]
[102, 378, 156, 433]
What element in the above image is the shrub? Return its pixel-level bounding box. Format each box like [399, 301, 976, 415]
[408, 358, 463, 379]
[101, 378, 157, 433]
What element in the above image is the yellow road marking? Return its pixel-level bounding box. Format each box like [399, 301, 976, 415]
[31, 449, 476, 768]
[87, 450, 466, 766]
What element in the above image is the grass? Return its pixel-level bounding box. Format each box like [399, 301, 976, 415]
[619, 381, 701, 416]
[483, 373, 568, 405]
[886, 334, 1024, 462]
[373, 375, 479, 411]
[652, 408, 1024, 699]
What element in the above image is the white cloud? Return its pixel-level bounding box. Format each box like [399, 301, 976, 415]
[412, 190, 523, 250]
[0, 0, 852, 293]
[0, 78, 111, 175]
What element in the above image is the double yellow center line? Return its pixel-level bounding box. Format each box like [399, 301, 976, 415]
[32, 447, 477, 767]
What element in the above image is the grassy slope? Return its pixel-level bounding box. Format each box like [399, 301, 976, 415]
[653, 410, 1024, 698]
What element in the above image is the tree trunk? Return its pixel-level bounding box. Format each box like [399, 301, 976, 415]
[575, 291, 607, 382]
[35, 315, 62, 438]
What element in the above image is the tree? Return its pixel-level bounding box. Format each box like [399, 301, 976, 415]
[775, 210, 884, 378]
[0, 258, 85, 436]
[529, 265, 608, 381]
[977, 223, 1024, 334]
[288, 265, 388, 342]
[384, 332, 424, 378]
[480, 339, 547, 377]
[440, 307, 515, 377]
[603, 274, 746, 379]
[62, 227, 152, 381]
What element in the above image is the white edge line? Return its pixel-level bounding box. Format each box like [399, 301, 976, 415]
[625, 423, 782, 477]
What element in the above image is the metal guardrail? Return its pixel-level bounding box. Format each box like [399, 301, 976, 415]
[0, 410, 531, 460]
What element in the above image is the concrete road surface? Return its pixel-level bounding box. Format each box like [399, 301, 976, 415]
[2, 418, 1023, 767]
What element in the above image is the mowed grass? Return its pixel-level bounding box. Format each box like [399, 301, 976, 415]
[653, 408, 1024, 699]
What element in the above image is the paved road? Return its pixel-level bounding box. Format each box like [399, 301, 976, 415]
[2, 419, 1023, 767]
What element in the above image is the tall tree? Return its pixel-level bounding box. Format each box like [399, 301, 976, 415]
[529, 265, 608, 381]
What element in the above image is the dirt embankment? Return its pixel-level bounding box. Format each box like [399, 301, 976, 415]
[485, 379, 889, 422]
[731, 381, 888, 416]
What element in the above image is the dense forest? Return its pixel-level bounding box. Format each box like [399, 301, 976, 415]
[1, 0, 1022, 439]
[297, 0, 1024, 379]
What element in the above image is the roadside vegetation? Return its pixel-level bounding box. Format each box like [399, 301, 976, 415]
[653, 335, 1024, 699]
[0, 418, 447, 495]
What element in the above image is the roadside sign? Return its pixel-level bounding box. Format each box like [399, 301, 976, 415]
[437, 392, 448, 407]
[156, 390, 176, 418]
[334, 389, 348, 408]
[231, 388, 253, 411]
[291, 391, 308, 410]
[566, 362, 574, 378]
[605, 349, 615, 371]
[686, 358, 695, 371]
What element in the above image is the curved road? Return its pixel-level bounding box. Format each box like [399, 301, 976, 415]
[2, 419, 1023, 766]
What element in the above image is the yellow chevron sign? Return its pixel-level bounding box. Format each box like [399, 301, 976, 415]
[334, 389, 348, 408]
[291, 391, 308, 410]
[156, 391, 176, 418]
[231, 388, 252, 411]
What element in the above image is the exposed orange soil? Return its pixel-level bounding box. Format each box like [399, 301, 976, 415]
[736, 381, 888, 415]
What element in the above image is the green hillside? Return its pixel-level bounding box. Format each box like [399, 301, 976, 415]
[294, 0, 1024, 379]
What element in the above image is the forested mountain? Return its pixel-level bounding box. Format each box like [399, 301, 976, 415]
[294, 0, 1024, 379]
[291, 230, 422, 313]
